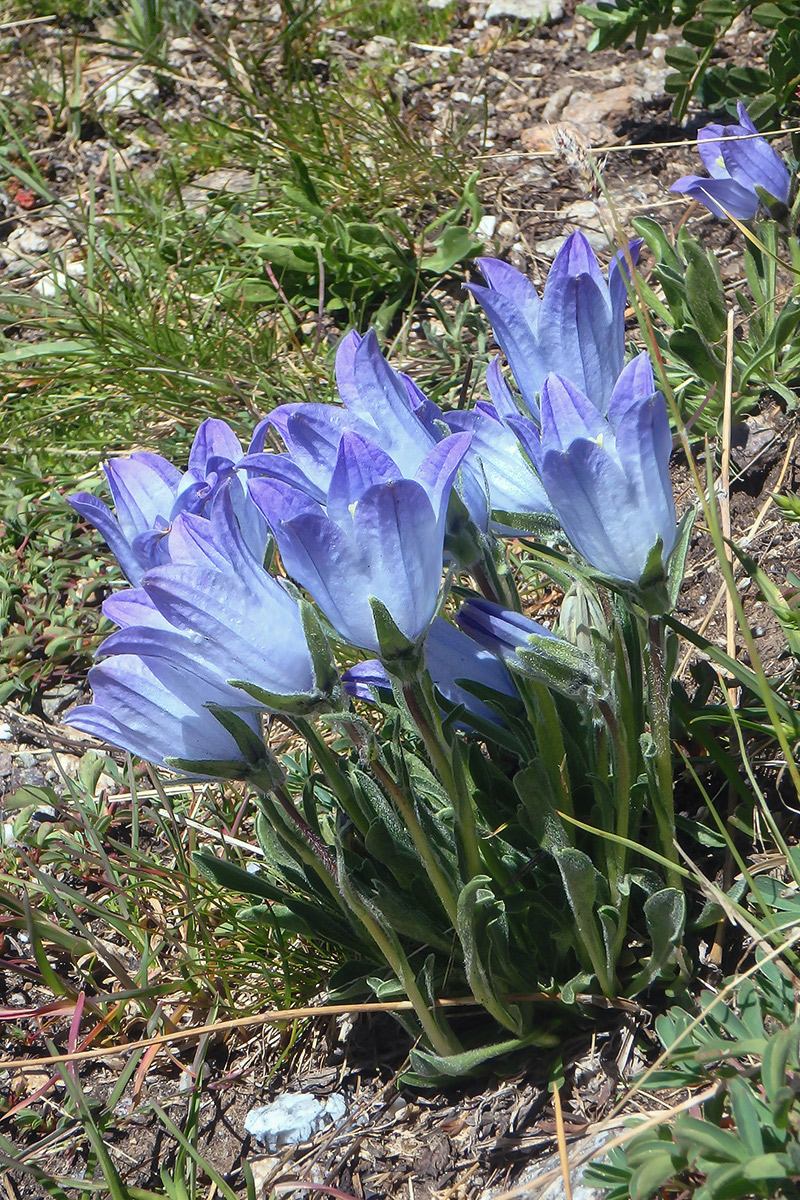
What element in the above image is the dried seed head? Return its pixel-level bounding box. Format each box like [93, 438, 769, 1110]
[553, 123, 606, 199]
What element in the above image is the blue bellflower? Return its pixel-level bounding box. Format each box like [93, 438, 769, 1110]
[467, 232, 641, 417]
[67, 656, 262, 775]
[249, 429, 471, 655]
[455, 598, 557, 663]
[66, 486, 321, 768]
[242, 329, 490, 541]
[69, 419, 262, 585]
[342, 616, 518, 726]
[443, 358, 553, 534]
[512, 356, 677, 585]
[671, 102, 791, 220]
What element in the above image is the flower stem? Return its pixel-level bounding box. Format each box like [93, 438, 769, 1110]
[336, 866, 462, 1058]
[403, 678, 483, 883]
[370, 758, 459, 928]
[646, 617, 681, 890]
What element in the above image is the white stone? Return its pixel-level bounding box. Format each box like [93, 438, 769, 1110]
[13, 228, 49, 255]
[244, 1093, 347, 1152]
[33, 260, 84, 298]
[476, 214, 497, 239]
[97, 67, 158, 113]
[486, 0, 563, 24]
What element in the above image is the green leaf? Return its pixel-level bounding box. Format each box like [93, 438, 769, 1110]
[726, 1077, 766, 1157]
[402, 1030, 552, 1087]
[421, 227, 480, 274]
[742, 1153, 794, 1183]
[752, 2, 791, 28]
[631, 216, 683, 273]
[667, 507, 697, 611]
[629, 1152, 683, 1200]
[456, 877, 524, 1034]
[761, 1022, 800, 1104]
[683, 239, 727, 344]
[629, 888, 686, 993]
[673, 1115, 750, 1163]
[668, 326, 725, 388]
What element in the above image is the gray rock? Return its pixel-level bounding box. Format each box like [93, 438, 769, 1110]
[97, 67, 159, 113]
[14, 228, 49, 255]
[486, 0, 564, 24]
[483, 1130, 616, 1200]
[244, 1092, 347, 1151]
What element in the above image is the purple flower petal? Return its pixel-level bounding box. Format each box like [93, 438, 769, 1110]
[327, 431, 401, 528]
[719, 129, 791, 205]
[188, 419, 243, 477]
[414, 432, 472, 528]
[102, 588, 170, 630]
[66, 656, 257, 770]
[539, 440, 650, 582]
[539, 373, 606, 451]
[70, 492, 146, 585]
[697, 124, 731, 178]
[605, 352, 657, 429]
[538, 232, 618, 411]
[669, 174, 759, 220]
[342, 659, 391, 701]
[273, 510, 374, 648]
[613, 392, 676, 560]
[104, 454, 181, 545]
[486, 356, 527, 421]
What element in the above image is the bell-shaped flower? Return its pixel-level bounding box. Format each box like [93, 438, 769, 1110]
[242, 329, 489, 542]
[66, 655, 263, 776]
[443, 359, 553, 535]
[249, 429, 471, 657]
[513, 356, 677, 586]
[455, 597, 599, 700]
[342, 616, 518, 726]
[467, 232, 641, 417]
[671, 102, 791, 220]
[69, 419, 258, 586]
[77, 486, 326, 731]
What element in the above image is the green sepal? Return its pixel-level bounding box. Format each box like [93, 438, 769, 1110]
[444, 487, 484, 568]
[300, 598, 340, 696]
[666, 506, 697, 612]
[164, 757, 251, 780]
[754, 183, 790, 221]
[167, 704, 276, 781]
[633, 536, 671, 614]
[368, 595, 424, 681]
[513, 634, 601, 701]
[228, 678, 341, 716]
[491, 509, 562, 537]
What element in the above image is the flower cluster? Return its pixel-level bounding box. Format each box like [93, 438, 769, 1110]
[69, 228, 678, 771]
